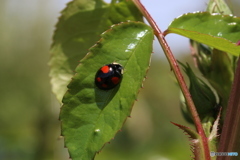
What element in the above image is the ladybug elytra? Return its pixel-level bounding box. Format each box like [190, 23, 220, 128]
[95, 63, 123, 90]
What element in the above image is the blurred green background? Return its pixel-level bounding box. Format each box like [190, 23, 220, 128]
[0, 0, 239, 160]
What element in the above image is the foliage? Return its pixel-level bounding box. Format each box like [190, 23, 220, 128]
[48, 0, 240, 159]
[165, 12, 240, 56]
[60, 21, 154, 159]
[1, 0, 239, 160]
[49, 0, 143, 102]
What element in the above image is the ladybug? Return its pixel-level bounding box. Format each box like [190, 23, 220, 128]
[95, 62, 123, 90]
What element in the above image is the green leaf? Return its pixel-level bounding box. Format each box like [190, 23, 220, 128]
[179, 63, 217, 123]
[164, 12, 240, 56]
[205, 49, 233, 108]
[180, 63, 217, 121]
[60, 21, 153, 160]
[49, 0, 143, 102]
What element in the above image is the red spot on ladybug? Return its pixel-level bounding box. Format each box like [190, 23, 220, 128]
[95, 63, 123, 90]
[111, 77, 120, 84]
[101, 84, 108, 88]
[96, 77, 101, 82]
[100, 65, 110, 73]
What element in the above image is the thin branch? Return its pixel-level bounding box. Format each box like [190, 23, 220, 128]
[132, 0, 210, 159]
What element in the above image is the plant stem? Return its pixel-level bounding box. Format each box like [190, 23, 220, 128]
[132, 0, 210, 159]
[217, 58, 240, 160]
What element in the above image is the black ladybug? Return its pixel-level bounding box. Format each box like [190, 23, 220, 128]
[95, 63, 123, 90]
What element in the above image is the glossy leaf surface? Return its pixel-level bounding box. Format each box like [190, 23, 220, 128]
[165, 12, 240, 56]
[60, 22, 153, 160]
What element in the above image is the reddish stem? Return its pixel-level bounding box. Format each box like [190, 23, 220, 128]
[217, 58, 240, 160]
[132, 0, 210, 159]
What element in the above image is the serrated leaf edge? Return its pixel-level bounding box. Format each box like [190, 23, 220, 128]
[60, 21, 153, 159]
